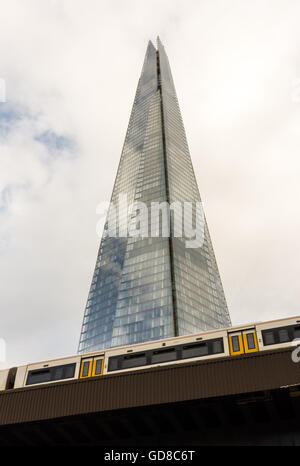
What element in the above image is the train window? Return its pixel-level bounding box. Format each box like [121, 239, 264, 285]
[231, 336, 240, 352]
[121, 352, 147, 369]
[182, 342, 208, 359]
[53, 367, 64, 380]
[107, 338, 225, 374]
[242, 331, 258, 353]
[26, 369, 51, 385]
[64, 364, 76, 379]
[26, 363, 76, 385]
[262, 324, 300, 346]
[80, 359, 92, 379]
[151, 347, 177, 364]
[263, 331, 275, 345]
[229, 333, 245, 355]
[212, 339, 224, 354]
[82, 362, 89, 377]
[278, 329, 289, 343]
[93, 359, 103, 376]
[108, 357, 119, 372]
[246, 333, 255, 349]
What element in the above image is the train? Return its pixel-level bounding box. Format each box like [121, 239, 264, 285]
[1, 314, 300, 391]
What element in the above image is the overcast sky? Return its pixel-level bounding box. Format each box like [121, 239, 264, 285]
[1, 0, 300, 368]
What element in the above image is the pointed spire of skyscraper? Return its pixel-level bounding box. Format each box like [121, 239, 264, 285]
[78, 40, 231, 353]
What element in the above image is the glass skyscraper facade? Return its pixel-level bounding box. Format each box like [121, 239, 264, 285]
[78, 38, 231, 353]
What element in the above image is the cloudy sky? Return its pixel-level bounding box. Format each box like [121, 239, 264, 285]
[1, 0, 300, 368]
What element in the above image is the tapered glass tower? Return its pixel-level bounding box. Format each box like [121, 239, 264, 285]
[78, 38, 231, 353]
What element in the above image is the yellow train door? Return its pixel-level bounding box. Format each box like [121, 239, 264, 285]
[79, 356, 104, 379]
[228, 329, 258, 356]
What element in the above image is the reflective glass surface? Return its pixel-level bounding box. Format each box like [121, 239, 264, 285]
[157, 38, 231, 334]
[78, 39, 231, 353]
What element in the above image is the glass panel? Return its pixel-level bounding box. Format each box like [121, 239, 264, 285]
[263, 331, 275, 345]
[26, 369, 51, 385]
[182, 342, 208, 359]
[121, 353, 147, 369]
[212, 339, 223, 354]
[231, 336, 240, 352]
[81, 361, 90, 377]
[64, 364, 76, 379]
[246, 333, 256, 350]
[94, 359, 103, 375]
[53, 367, 63, 380]
[151, 348, 177, 364]
[278, 328, 289, 343]
[108, 357, 119, 372]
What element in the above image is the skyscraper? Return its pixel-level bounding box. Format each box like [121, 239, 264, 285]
[78, 38, 231, 353]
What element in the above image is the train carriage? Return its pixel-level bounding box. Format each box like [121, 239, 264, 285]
[1, 315, 299, 391]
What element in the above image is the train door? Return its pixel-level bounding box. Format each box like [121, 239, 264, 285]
[79, 356, 104, 379]
[242, 329, 259, 354]
[91, 357, 104, 377]
[80, 357, 93, 378]
[228, 329, 258, 356]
